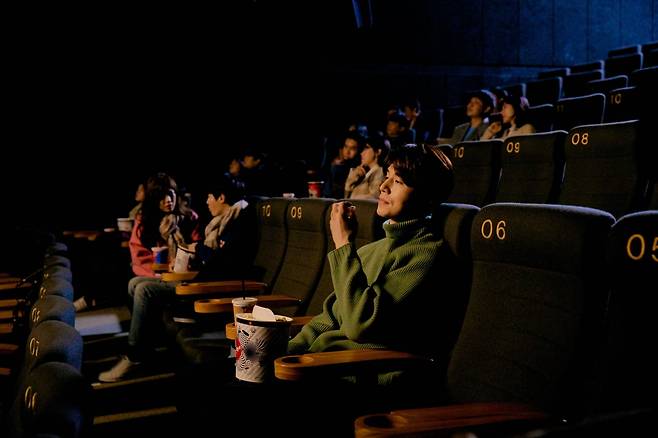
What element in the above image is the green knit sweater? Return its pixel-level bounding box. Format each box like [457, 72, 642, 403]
[288, 218, 445, 366]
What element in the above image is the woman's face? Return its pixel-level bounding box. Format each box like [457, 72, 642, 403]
[135, 184, 145, 202]
[501, 102, 516, 124]
[361, 144, 379, 167]
[341, 138, 359, 161]
[159, 189, 176, 213]
[377, 165, 415, 222]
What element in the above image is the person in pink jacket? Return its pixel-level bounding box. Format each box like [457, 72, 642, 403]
[129, 173, 201, 277]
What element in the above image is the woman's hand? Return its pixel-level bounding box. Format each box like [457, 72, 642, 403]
[330, 202, 357, 249]
[482, 121, 502, 139]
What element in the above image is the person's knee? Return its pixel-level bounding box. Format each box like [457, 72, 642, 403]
[128, 277, 143, 298]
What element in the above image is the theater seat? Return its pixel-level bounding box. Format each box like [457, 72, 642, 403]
[553, 93, 605, 131]
[447, 139, 502, 206]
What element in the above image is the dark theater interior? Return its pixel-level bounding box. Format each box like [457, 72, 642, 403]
[1, 1, 656, 436]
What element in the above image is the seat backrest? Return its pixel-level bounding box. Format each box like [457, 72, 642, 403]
[28, 295, 75, 331]
[599, 211, 658, 411]
[42, 265, 73, 283]
[526, 103, 554, 133]
[650, 182, 658, 209]
[562, 70, 603, 97]
[526, 77, 562, 105]
[7, 362, 90, 438]
[605, 53, 643, 78]
[36, 277, 74, 302]
[22, 320, 83, 374]
[495, 131, 567, 204]
[304, 199, 384, 316]
[270, 198, 333, 311]
[559, 120, 648, 217]
[502, 83, 526, 98]
[585, 75, 628, 95]
[570, 60, 604, 74]
[43, 255, 71, 270]
[447, 140, 502, 206]
[604, 86, 638, 122]
[250, 198, 290, 287]
[447, 203, 615, 414]
[608, 45, 640, 58]
[538, 67, 570, 80]
[553, 93, 605, 131]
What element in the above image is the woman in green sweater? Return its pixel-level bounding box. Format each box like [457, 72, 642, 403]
[289, 144, 457, 379]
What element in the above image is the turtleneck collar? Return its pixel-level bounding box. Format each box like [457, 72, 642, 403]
[382, 217, 428, 241]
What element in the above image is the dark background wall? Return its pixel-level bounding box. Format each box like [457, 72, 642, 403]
[5, 1, 655, 232]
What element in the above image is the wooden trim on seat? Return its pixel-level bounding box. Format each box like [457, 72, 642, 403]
[354, 403, 548, 437]
[176, 280, 267, 296]
[193, 294, 300, 313]
[0, 299, 21, 308]
[274, 349, 430, 382]
[161, 272, 198, 282]
[0, 277, 21, 284]
[0, 343, 19, 355]
[151, 263, 170, 273]
[0, 282, 30, 291]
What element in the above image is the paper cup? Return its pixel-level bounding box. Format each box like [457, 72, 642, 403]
[235, 313, 293, 383]
[117, 218, 134, 232]
[151, 246, 169, 264]
[232, 297, 258, 325]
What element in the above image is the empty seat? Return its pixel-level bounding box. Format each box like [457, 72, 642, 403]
[559, 121, 649, 217]
[585, 75, 628, 95]
[447, 140, 502, 206]
[562, 70, 604, 97]
[629, 65, 658, 87]
[570, 60, 604, 74]
[526, 103, 554, 133]
[495, 131, 567, 203]
[5, 361, 90, 438]
[605, 53, 643, 78]
[447, 203, 615, 412]
[599, 211, 658, 412]
[553, 94, 605, 131]
[641, 41, 658, 54]
[608, 45, 640, 58]
[249, 198, 291, 287]
[604, 87, 638, 122]
[538, 67, 570, 79]
[644, 48, 658, 67]
[525, 77, 562, 105]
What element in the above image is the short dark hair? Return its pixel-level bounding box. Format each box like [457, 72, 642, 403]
[387, 112, 410, 129]
[207, 174, 242, 205]
[385, 144, 454, 211]
[344, 132, 366, 150]
[502, 94, 531, 127]
[365, 134, 391, 167]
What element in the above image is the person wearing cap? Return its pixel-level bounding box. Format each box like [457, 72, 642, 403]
[481, 94, 536, 140]
[438, 89, 496, 145]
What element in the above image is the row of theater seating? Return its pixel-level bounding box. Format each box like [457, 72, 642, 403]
[438, 120, 657, 218]
[440, 65, 656, 140]
[158, 196, 655, 436]
[0, 242, 89, 437]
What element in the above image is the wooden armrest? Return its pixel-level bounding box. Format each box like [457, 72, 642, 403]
[120, 241, 129, 248]
[225, 315, 314, 340]
[0, 283, 30, 291]
[194, 294, 301, 313]
[161, 272, 199, 282]
[0, 273, 12, 278]
[72, 230, 101, 239]
[176, 280, 267, 296]
[0, 277, 21, 284]
[275, 349, 430, 382]
[355, 403, 548, 437]
[0, 299, 21, 309]
[0, 309, 16, 320]
[151, 263, 170, 273]
[0, 323, 13, 335]
[0, 343, 18, 355]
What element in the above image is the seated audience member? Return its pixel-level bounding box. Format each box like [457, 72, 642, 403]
[481, 94, 536, 140]
[129, 172, 201, 278]
[438, 90, 496, 145]
[240, 148, 271, 196]
[385, 112, 415, 150]
[291, 144, 458, 381]
[324, 132, 364, 198]
[402, 98, 429, 143]
[344, 134, 390, 200]
[224, 156, 246, 193]
[99, 176, 250, 382]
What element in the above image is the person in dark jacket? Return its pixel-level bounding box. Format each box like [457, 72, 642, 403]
[99, 175, 251, 382]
